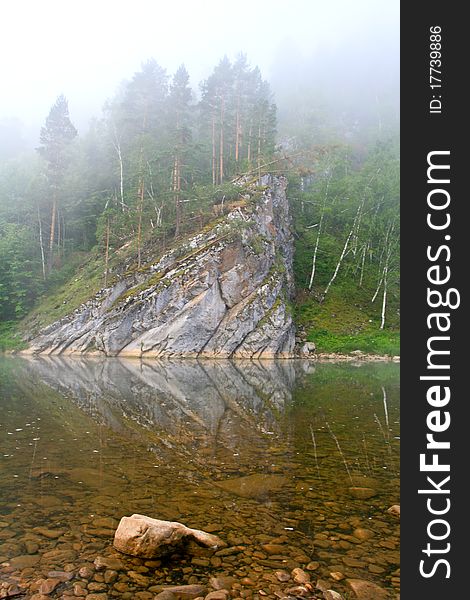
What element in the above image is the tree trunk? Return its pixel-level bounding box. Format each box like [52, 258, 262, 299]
[219, 96, 224, 183]
[47, 191, 57, 271]
[104, 217, 110, 287]
[359, 243, 367, 287]
[117, 142, 124, 211]
[308, 211, 325, 290]
[235, 95, 240, 162]
[137, 179, 144, 268]
[57, 207, 61, 256]
[308, 174, 331, 290]
[380, 266, 388, 329]
[174, 153, 181, 238]
[37, 204, 46, 281]
[247, 120, 252, 163]
[321, 201, 363, 302]
[212, 115, 216, 186]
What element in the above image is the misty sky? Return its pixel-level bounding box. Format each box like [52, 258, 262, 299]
[1, 0, 399, 139]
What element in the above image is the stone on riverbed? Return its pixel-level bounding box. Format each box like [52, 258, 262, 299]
[387, 504, 400, 518]
[214, 474, 289, 499]
[346, 579, 389, 599]
[113, 514, 226, 558]
[153, 585, 207, 599]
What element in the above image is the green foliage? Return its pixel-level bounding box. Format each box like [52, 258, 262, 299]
[0, 220, 44, 321]
[310, 330, 400, 356]
[291, 137, 399, 353]
[0, 321, 27, 352]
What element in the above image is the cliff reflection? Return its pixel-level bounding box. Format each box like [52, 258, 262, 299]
[20, 357, 312, 454]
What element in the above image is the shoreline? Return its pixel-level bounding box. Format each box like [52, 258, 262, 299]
[313, 352, 400, 362]
[4, 348, 400, 363]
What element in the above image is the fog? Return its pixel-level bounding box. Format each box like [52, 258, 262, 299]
[1, 0, 398, 148]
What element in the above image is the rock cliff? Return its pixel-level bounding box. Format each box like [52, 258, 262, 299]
[26, 175, 295, 358]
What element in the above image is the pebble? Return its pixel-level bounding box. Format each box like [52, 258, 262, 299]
[205, 591, 230, 600]
[346, 578, 389, 600]
[156, 585, 207, 599]
[79, 566, 94, 579]
[9, 554, 40, 568]
[323, 591, 344, 600]
[352, 528, 374, 541]
[347, 488, 377, 500]
[39, 578, 61, 594]
[209, 577, 234, 590]
[261, 544, 284, 555]
[275, 571, 290, 582]
[93, 556, 124, 571]
[25, 541, 40, 554]
[291, 568, 309, 584]
[153, 592, 177, 600]
[32, 527, 66, 539]
[48, 570, 74, 582]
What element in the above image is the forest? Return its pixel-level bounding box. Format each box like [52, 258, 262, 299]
[0, 54, 399, 354]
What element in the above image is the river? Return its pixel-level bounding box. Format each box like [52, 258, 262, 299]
[0, 357, 399, 599]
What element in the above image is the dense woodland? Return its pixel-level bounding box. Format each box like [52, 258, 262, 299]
[0, 55, 399, 353]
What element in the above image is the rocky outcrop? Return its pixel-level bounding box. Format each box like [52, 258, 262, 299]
[26, 175, 295, 358]
[113, 514, 226, 558]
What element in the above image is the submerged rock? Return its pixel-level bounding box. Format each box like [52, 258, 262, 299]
[347, 487, 377, 500]
[154, 585, 207, 600]
[214, 473, 289, 499]
[346, 579, 389, 599]
[387, 504, 400, 518]
[113, 514, 225, 558]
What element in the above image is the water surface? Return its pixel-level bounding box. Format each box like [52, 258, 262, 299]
[0, 357, 399, 598]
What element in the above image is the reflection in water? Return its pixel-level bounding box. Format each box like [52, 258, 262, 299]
[0, 357, 399, 599]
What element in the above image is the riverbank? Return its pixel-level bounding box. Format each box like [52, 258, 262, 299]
[313, 352, 400, 362]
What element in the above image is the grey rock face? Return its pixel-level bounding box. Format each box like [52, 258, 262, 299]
[26, 175, 295, 358]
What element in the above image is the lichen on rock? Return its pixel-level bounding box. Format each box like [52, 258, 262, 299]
[25, 175, 295, 359]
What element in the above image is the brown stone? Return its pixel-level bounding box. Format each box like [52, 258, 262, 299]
[205, 592, 229, 600]
[346, 579, 389, 599]
[104, 569, 118, 584]
[214, 474, 289, 499]
[9, 554, 40, 568]
[291, 568, 310, 584]
[352, 528, 374, 541]
[32, 527, 66, 539]
[323, 591, 344, 600]
[47, 571, 74, 582]
[39, 578, 61, 594]
[113, 514, 225, 558]
[209, 577, 234, 591]
[93, 556, 125, 571]
[156, 585, 207, 600]
[261, 544, 284, 555]
[275, 571, 290, 582]
[348, 488, 377, 500]
[153, 593, 177, 600]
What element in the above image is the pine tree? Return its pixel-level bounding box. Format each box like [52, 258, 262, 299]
[168, 65, 192, 236]
[37, 95, 77, 272]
